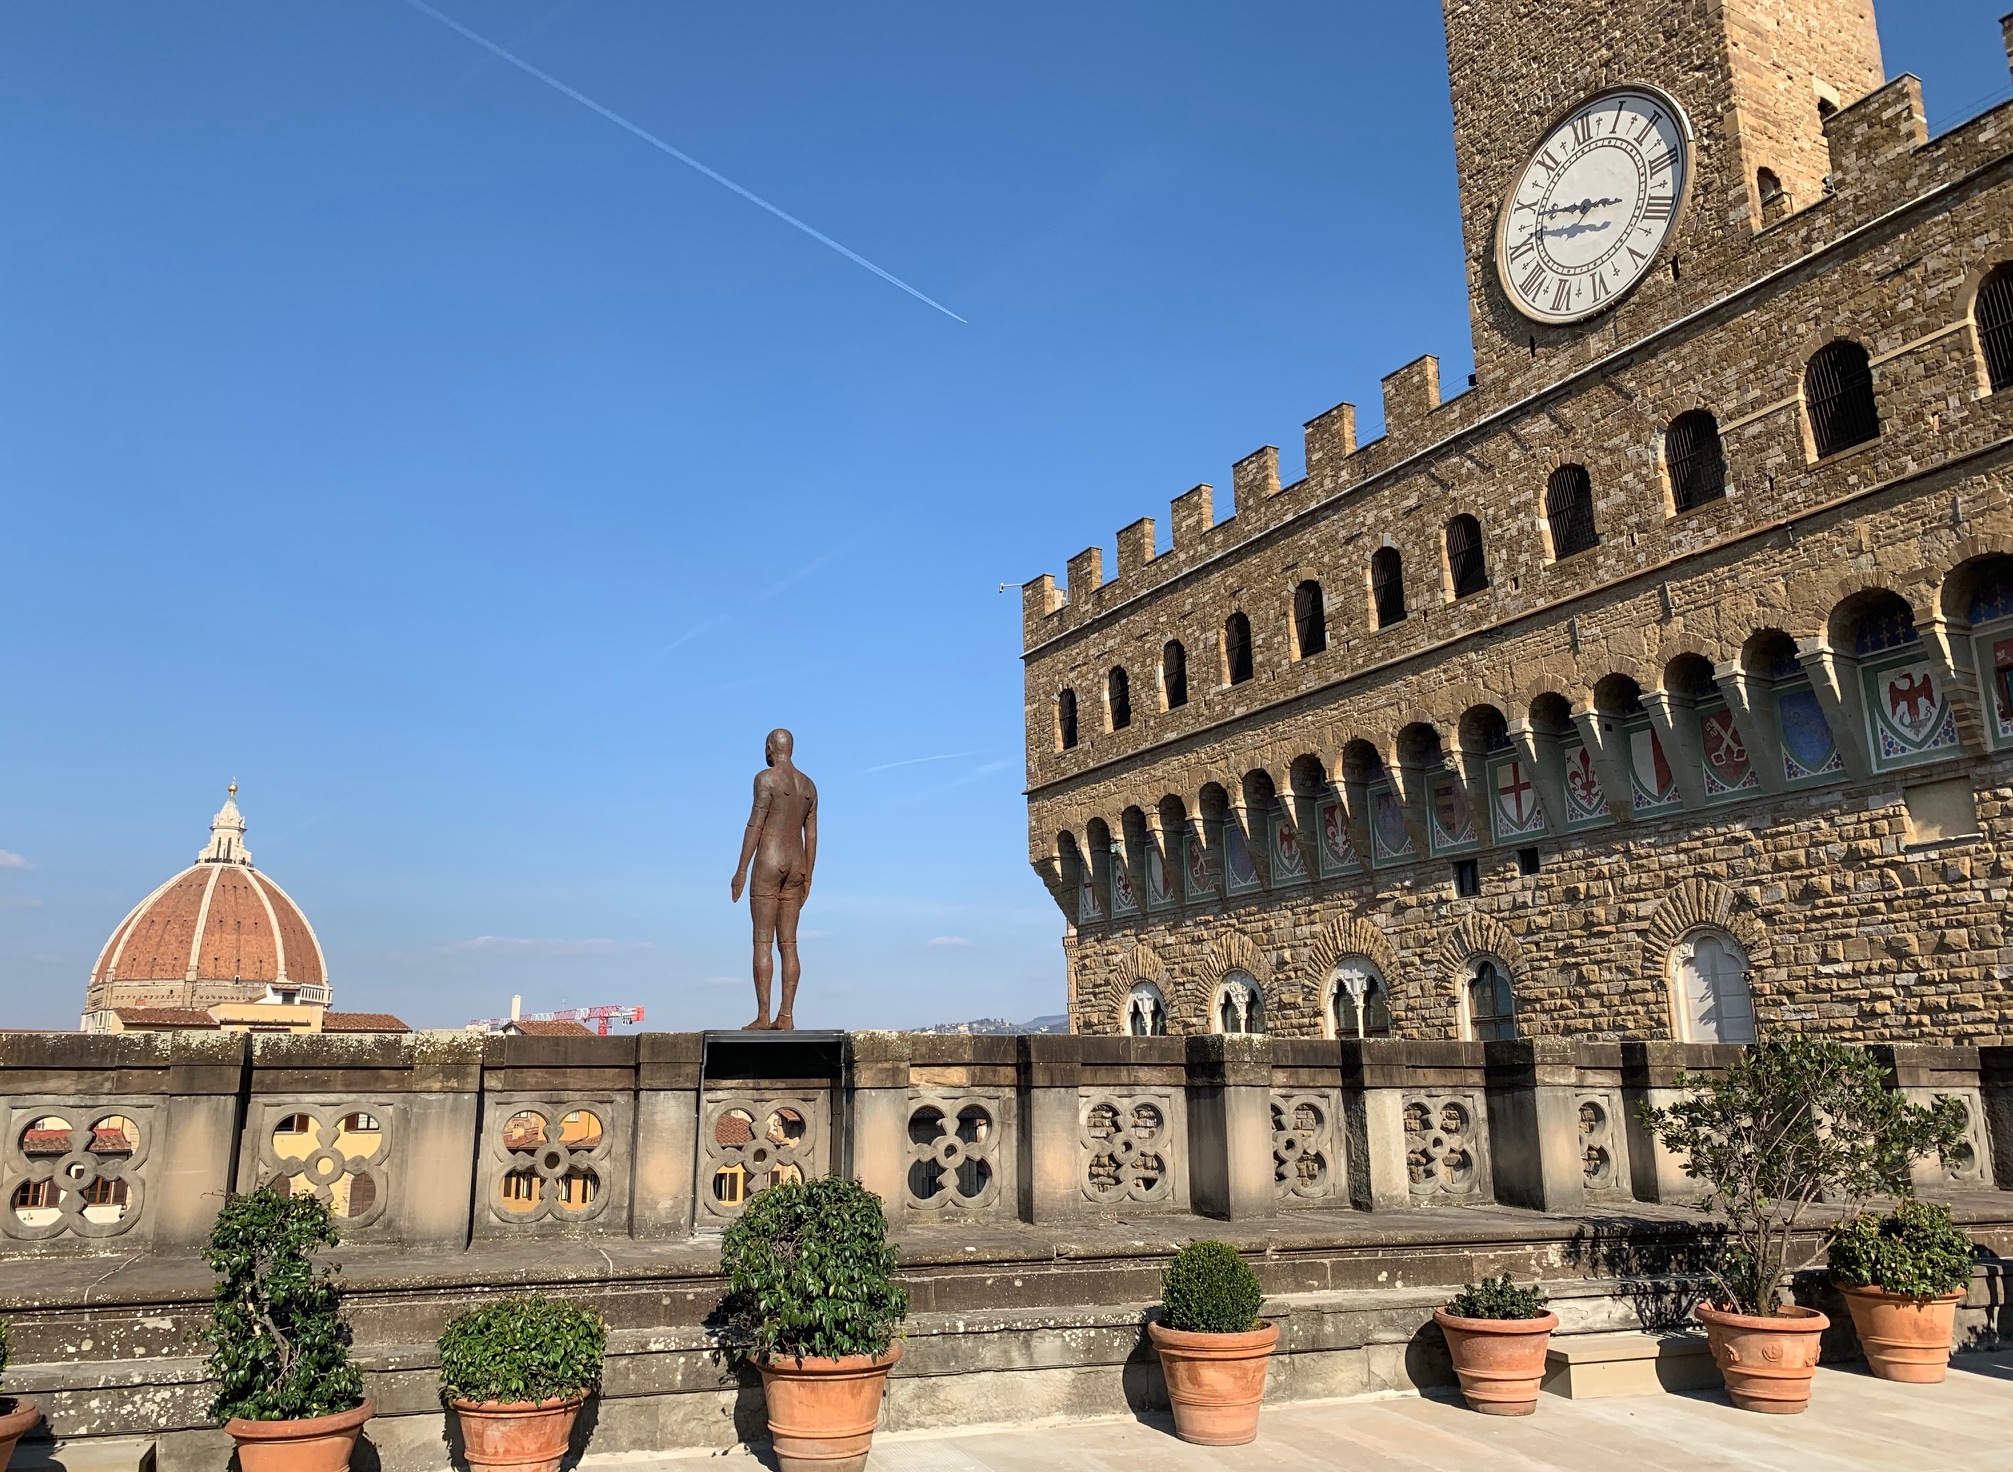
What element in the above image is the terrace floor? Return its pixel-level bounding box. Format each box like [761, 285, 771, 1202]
[622, 1353, 2013, 1472]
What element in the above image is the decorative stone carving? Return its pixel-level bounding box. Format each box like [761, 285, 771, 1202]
[1576, 1090, 1625, 1194]
[1080, 1091, 1176, 1206]
[256, 1101, 392, 1231]
[482, 1096, 620, 1228]
[2, 1101, 153, 1243]
[1271, 1091, 1343, 1203]
[1907, 1088, 1993, 1189]
[700, 1092, 828, 1225]
[1403, 1091, 1488, 1203]
[906, 1093, 1005, 1213]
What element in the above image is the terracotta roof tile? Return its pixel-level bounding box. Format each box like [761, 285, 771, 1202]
[322, 1011, 410, 1033]
[112, 1007, 219, 1028]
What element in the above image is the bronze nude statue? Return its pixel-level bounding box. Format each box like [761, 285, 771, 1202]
[729, 729, 818, 1031]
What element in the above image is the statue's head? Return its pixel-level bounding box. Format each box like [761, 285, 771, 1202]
[765, 728, 794, 765]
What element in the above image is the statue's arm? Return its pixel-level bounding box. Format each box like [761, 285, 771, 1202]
[802, 781, 818, 889]
[731, 775, 772, 901]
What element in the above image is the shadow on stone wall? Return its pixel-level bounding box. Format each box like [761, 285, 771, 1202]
[1561, 1216, 1723, 1331]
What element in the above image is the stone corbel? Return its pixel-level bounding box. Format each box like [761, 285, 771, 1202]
[1714, 663, 1787, 795]
[1571, 706, 1637, 824]
[1448, 735, 1499, 849]
[1924, 615, 1992, 757]
[1507, 718, 1569, 837]
[1388, 753, 1440, 858]
[1640, 691, 1708, 810]
[1796, 641, 1875, 783]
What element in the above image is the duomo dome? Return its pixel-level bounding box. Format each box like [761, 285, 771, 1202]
[84, 787, 329, 1018]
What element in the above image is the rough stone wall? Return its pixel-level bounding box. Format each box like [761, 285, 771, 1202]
[1023, 6, 2013, 1044]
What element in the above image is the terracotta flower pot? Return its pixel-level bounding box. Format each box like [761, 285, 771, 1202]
[1837, 1284, 1962, 1383]
[451, 1394, 587, 1472]
[1146, 1320, 1278, 1446]
[0, 1399, 43, 1471]
[1432, 1309, 1558, 1416]
[224, 1400, 374, 1472]
[1695, 1304, 1828, 1413]
[756, 1344, 901, 1472]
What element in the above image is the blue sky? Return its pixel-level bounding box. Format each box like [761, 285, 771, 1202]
[0, 2, 2005, 1032]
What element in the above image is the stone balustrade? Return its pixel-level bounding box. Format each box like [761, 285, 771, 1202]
[2, 1029, 2006, 1257]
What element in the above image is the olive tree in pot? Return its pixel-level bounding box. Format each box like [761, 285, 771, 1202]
[1828, 1199, 1976, 1383]
[202, 1185, 371, 1472]
[1, 1315, 46, 1472]
[439, 1295, 607, 1472]
[1642, 1039, 1966, 1414]
[1147, 1241, 1274, 1446]
[1433, 1277, 1556, 1416]
[719, 1178, 907, 1472]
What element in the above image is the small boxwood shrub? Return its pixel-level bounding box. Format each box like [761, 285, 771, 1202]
[201, 1185, 364, 1423]
[1159, 1241, 1265, 1334]
[439, 1295, 607, 1407]
[1829, 1199, 1975, 1301]
[1445, 1275, 1549, 1321]
[719, 1178, 907, 1364]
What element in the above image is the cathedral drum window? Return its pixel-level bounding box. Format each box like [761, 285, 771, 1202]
[1496, 87, 1691, 325]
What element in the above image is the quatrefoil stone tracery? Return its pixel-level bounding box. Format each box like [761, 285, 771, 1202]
[492, 1099, 615, 1225]
[906, 1094, 1003, 1212]
[1079, 1093, 1173, 1205]
[1403, 1093, 1482, 1201]
[4, 1105, 151, 1242]
[1271, 1092, 1340, 1202]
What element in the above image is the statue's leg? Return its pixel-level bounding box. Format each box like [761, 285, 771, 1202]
[745, 890, 779, 1030]
[772, 889, 804, 1030]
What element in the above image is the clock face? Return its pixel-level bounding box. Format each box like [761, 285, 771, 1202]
[1495, 87, 1691, 325]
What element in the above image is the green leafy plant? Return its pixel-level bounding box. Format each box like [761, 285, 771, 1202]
[201, 1185, 364, 1423]
[1159, 1241, 1265, 1334]
[1829, 1198, 1975, 1301]
[1640, 1039, 1967, 1318]
[1445, 1275, 1549, 1321]
[439, 1294, 607, 1407]
[719, 1177, 907, 1365]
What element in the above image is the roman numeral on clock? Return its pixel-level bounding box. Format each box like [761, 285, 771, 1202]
[1519, 262, 1549, 300]
[1643, 193, 1676, 221]
[1590, 271, 1610, 304]
[1645, 147, 1676, 176]
[1551, 277, 1575, 313]
[1571, 114, 1595, 146]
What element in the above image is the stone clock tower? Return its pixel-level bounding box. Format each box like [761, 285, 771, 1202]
[1444, 0, 1884, 386]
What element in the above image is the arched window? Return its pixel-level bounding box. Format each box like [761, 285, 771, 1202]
[1546, 465, 1598, 558]
[1670, 930, 1756, 1043]
[1977, 264, 2013, 394]
[1756, 168, 1787, 223]
[1107, 667, 1132, 731]
[1224, 612, 1254, 685]
[1327, 958, 1392, 1040]
[1214, 970, 1264, 1035]
[1465, 958, 1516, 1042]
[1806, 340, 1879, 457]
[1371, 547, 1406, 628]
[1666, 411, 1727, 511]
[1446, 514, 1488, 598]
[1293, 580, 1327, 657]
[1126, 982, 1169, 1037]
[1057, 689, 1079, 750]
[1162, 640, 1189, 709]
[1849, 591, 1919, 656]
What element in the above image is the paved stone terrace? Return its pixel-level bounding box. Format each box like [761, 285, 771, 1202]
[625, 1356, 2013, 1472]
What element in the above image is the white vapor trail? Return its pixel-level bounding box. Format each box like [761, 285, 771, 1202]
[399, 0, 967, 322]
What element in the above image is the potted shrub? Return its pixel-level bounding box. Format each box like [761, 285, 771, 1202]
[719, 1177, 907, 1472]
[1642, 1039, 1966, 1414]
[1146, 1241, 1275, 1446]
[1432, 1276, 1557, 1415]
[201, 1185, 372, 1472]
[439, 1294, 607, 1472]
[1828, 1198, 1975, 1383]
[0, 1314, 44, 1472]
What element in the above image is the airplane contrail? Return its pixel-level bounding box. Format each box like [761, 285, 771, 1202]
[399, 0, 967, 322]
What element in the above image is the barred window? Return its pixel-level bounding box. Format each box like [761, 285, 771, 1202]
[1806, 341, 1879, 457]
[1224, 612, 1254, 685]
[1293, 580, 1327, 657]
[1107, 666, 1131, 731]
[1467, 958, 1516, 1042]
[1666, 411, 1726, 511]
[1446, 515, 1488, 598]
[1371, 547, 1406, 628]
[1162, 640, 1188, 708]
[1978, 264, 2013, 394]
[1057, 689, 1079, 750]
[1546, 464, 1598, 558]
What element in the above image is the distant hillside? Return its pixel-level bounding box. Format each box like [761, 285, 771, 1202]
[913, 1014, 1069, 1036]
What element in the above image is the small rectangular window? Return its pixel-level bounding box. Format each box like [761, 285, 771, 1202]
[1517, 847, 1541, 876]
[1452, 859, 1480, 898]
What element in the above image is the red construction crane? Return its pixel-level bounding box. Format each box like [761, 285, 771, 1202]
[468, 998, 647, 1036]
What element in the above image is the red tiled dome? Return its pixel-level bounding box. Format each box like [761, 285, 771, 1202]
[85, 788, 328, 1013]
